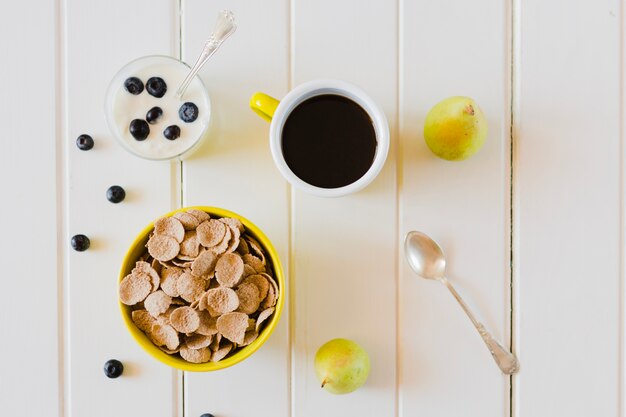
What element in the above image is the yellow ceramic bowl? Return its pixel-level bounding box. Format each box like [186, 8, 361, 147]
[119, 206, 285, 371]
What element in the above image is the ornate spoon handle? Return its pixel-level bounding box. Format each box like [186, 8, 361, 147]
[175, 10, 236, 99]
[440, 276, 520, 375]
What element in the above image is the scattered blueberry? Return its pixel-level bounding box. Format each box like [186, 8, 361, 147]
[106, 185, 126, 203]
[76, 134, 94, 151]
[146, 106, 163, 124]
[71, 234, 90, 252]
[129, 119, 150, 141]
[163, 125, 181, 140]
[124, 77, 144, 95]
[103, 359, 124, 378]
[199, 414, 215, 417]
[179, 102, 199, 122]
[146, 77, 167, 98]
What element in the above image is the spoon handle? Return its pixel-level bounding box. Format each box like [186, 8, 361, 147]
[175, 10, 236, 99]
[440, 277, 519, 375]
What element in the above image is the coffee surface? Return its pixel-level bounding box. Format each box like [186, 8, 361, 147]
[281, 94, 377, 189]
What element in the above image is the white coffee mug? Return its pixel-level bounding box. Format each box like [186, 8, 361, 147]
[250, 79, 389, 198]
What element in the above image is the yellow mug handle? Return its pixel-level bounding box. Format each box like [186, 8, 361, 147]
[250, 92, 279, 122]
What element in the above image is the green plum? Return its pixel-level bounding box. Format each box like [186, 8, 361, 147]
[423, 96, 488, 161]
[314, 338, 370, 395]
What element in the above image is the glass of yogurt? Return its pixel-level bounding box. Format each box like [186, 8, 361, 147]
[105, 55, 211, 160]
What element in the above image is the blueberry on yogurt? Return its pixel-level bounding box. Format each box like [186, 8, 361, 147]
[123, 77, 144, 95]
[146, 77, 167, 98]
[129, 119, 150, 141]
[163, 125, 181, 140]
[179, 102, 199, 123]
[146, 106, 163, 124]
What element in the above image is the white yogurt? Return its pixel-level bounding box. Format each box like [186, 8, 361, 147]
[105, 56, 211, 160]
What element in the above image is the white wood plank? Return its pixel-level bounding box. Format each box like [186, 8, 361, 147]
[291, 1, 398, 416]
[399, 0, 511, 415]
[180, 1, 291, 417]
[0, 1, 60, 415]
[64, 1, 180, 416]
[514, 1, 622, 415]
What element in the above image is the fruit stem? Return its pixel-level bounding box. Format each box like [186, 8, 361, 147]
[464, 104, 475, 115]
[321, 377, 328, 388]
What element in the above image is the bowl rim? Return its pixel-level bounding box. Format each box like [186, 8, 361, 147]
[119, 205, 285, 371]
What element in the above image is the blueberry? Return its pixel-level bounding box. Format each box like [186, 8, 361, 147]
[146, 106, 163, 124]
[146, 77, 167, 98]
[124, 77, 144, 95]
[163, 125, 181, 140]
[129, 119, 150, 140]
[103, 359, 124, 378]
[199, 414, 215, 417]
[76, 134, 94, 151]
[106, 185, 126, 203]
[179, 102, 199, 122]
[71, 234, 90, 252]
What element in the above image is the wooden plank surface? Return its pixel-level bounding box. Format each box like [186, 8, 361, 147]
[181, 1, 291, 416]
[399, 0, 511, 415]
[4, 1, 626, 415]
[514, 0, 622, 415]
[290, 1, 398, 416]
[64, 1, 179, 416]
[0, 0, 60, 415]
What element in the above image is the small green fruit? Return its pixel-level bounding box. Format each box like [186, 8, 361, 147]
[314, 338, 370, 395]
[423, 96, 488, 161]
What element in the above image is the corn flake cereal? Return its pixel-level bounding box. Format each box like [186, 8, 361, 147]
[205, 287, 239, 317]
[144, 290, 172, 317]
[132, 261, 160, 292]
[119, 272, 152, 305]
[191, 250, 217, 277]
[186, 209, 210, 223]
[180, 231, 200, 258]
[160, 267, 183, 297]
[215, 253, 244, 287]
[169, 306, 200, 333]
[256, 307, 275, 332]
[243, 274, 270, 301]
[185, 333, 213, 349]
[197, 219, 226, 247]
[120, 209, 280, 364]
[173, 211, 201, 231]
[242, 254, 265, 274]
[132, 310, 157, 333]
[235, 282, 261, 315]
[211, 343, 232, 362]
[154, 217, 185, 243]
[217, 312, 248, 344]
[150, 323, 179, 351]
[176, 271, 207, 303]
[180, 346, 211, 364]
[147, 234, 180, 262]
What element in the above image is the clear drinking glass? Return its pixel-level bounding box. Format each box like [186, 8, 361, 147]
[104, 55, 211, 161]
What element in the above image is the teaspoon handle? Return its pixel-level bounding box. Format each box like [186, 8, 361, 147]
[440, 277, 519, 375]
[175, 39, 220, 99]
[175, 10, 236, 99]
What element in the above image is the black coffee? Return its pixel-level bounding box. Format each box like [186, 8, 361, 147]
[281, 94, 377, 189]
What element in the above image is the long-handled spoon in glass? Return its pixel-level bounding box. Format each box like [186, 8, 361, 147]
[175, 10, 237, 99]
[404, 231, 519, 375]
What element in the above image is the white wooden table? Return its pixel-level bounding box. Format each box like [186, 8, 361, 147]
[2, 0, 623, 416]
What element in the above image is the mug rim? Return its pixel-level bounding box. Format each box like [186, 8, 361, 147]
[268, 79, 389, 197]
